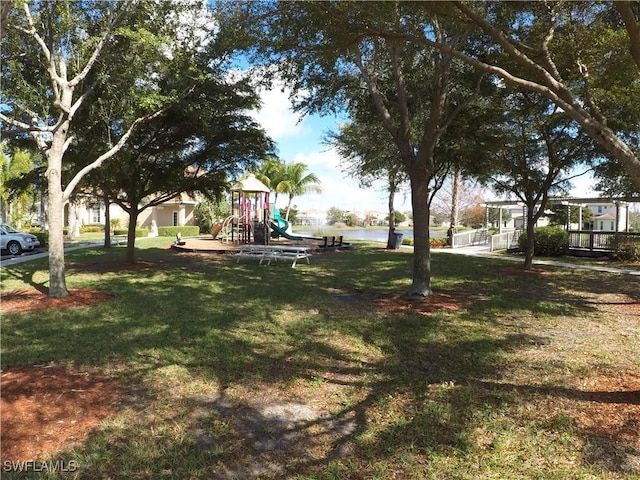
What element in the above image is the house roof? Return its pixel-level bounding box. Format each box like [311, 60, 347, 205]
[594, 213, 616, 220]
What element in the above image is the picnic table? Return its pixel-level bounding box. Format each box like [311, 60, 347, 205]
[235, 244, 311, 268]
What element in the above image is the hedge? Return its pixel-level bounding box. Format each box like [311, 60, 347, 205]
[157, 226, 199, 237]
[80, 224, 103, 233]
[399, 237, 448, 248]
[610, 235, 640, 261]
[111, 228, 149, 238]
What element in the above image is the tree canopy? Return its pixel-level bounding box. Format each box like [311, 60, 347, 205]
[0, 0, 271, 295]
[232, 1, 493, 295]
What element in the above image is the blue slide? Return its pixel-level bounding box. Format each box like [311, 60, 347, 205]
[270, 212, 305, 240]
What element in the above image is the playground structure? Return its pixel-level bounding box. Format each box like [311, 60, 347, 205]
[204, 173, 349, 250]
[224, 174, 272, 245]
[270, 210, 304, 241]
[210, 215, 237, 243]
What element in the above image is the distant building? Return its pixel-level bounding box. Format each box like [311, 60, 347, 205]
[295, 208, 327, 226]
[484, 198, 637, 232]
[65, 191, 199, 234]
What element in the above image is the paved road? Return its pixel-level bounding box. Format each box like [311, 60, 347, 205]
[0, 242, 103, 267]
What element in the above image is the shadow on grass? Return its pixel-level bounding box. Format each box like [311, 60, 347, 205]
[2, 245, 638, 478]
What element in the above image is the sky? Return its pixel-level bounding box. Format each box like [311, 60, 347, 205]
[251, 85, 597, 215]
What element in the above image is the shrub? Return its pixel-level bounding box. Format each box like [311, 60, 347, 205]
[430, 237, 448, 248]
[80, 224, 103, 233]
[518, 226, 569, 256]
[30, 230, 49, 248]
[402, 237, 414, 246]
[610, 235, 640, 261]
[112, 228, 149, 238]
[157, 226, 199, 237]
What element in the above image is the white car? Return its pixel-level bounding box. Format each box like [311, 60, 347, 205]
[0, 224, 41, 255]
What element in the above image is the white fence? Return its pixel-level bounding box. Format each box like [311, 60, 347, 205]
[451, 228, 489, 248]
[490, 230, 520, 252]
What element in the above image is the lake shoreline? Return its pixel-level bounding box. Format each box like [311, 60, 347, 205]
[293, 227, 447, 242]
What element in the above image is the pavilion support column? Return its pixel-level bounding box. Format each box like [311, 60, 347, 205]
[578, 205, 583, 231]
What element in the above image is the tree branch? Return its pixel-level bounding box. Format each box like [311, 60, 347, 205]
[22, 2, 62, 87]
[62, 107, 169, 201]
[352, 47, 399, 140]
[389, 41, 411, 144]
[539, 3, 563, 82]
[614, 1, 640, 70]
[67, 1, 134, 88]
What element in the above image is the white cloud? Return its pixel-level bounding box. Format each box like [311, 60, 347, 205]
[252, 83, 310, 141]
[250, 84, 412, 214]
[292, 147, 341, 170]
[569, 171, 596, 197]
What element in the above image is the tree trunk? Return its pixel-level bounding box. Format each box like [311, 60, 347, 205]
[448, 167, 460, 246]
[125, 210, 138, 263]
[407, 165, 432, 297]
[386, 183, 396, 249]
[523, 206, 536, 269]
[68, 199, 81, 239]
[103, 191, 112, 248]
[46, 157, 69, 298]
[285, 195, 293, 221]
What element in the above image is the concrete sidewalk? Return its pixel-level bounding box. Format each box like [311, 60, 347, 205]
[436, 244, 640, 276]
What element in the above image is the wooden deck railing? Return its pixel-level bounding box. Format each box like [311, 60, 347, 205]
[568, 231, 640, 251]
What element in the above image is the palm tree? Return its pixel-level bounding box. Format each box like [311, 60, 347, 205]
[252, 156, 287, 207]
[280, 162, 323, 220]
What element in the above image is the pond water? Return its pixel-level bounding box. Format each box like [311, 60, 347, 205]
[296, 228, 445, 243]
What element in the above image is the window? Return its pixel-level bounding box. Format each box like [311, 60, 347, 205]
[597, 206, 603, 214]
[92, 205, 101, 223]
[173, 211, 179, 226]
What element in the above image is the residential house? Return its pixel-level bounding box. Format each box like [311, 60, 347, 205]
[65, 191, 199, 234]
[485, 198, 634, 232]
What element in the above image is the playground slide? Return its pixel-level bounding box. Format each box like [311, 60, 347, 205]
[269, 219, 305, 241]
[272, 213, 289, 231]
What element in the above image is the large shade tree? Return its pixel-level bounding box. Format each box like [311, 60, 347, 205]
[1, 0, 206, 297]
[75, 74, 273, 263]
[471, 90, 597, 268]
[234, 1, 489, 296]
[374, 2, 640, 190]
[66, 15, 274, 263]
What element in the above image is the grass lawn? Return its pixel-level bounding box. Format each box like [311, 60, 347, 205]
[1, 239, 639, 479]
